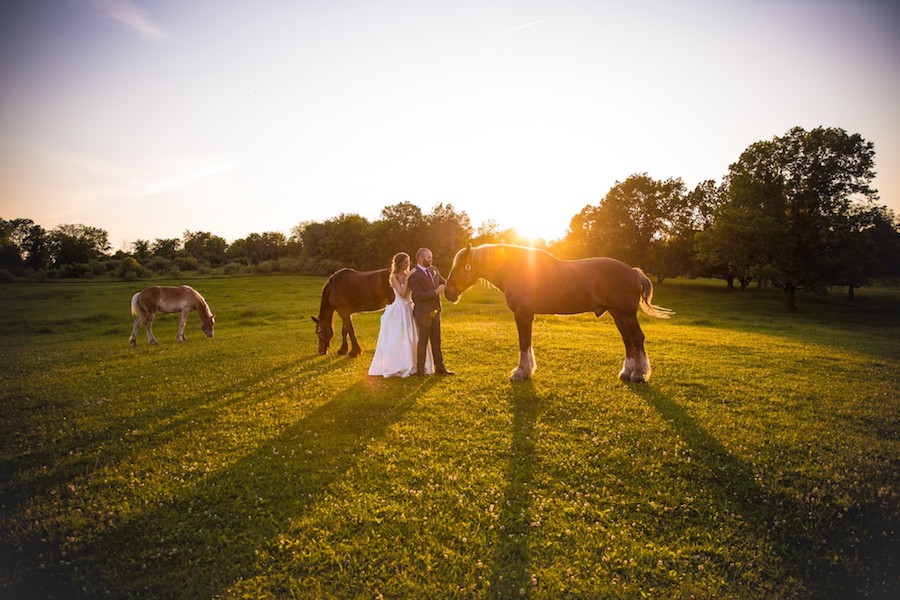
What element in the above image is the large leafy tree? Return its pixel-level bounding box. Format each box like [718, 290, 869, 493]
[151, 238, 181, 260]
[319, 214, 375, 270]
[0, 218, 47, 273]
[831, 205, 900, 298]
[652, 179, 726, 281]
[131, 239, 152, 261]
[563, 174, 685, 269]
[48, 224, 110, 266]
[183, 230, 228, 266]
[370, 202, 427, 267]
[423, 203, 472, 272]
[710, 126, 878, 310]
[228, 231, 287, 265]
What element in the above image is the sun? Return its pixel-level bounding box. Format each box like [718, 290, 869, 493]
[503, 212, 569, 245]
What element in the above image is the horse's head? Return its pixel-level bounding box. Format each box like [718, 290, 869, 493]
[201, 313, 215, 338]
[311, 316, 333, 354]
[445, 245, 477, 303]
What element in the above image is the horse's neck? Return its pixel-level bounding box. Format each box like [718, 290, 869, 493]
[476, 248, 509, 290]
[189, 291, 210, 317]
[318, 285, 336, 320]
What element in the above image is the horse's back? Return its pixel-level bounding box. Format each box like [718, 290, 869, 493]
[327, 267, 391, 312]
[134, 285, 200, 315]
[522, 256, 642, 314]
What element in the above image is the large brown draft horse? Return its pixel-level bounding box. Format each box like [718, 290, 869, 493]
[312, 268, 394, 356]
[445, 244, 673, 382]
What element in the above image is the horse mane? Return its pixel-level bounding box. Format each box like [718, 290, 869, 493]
[189, 286, 213, 318]
[467, 243, 551, 273]
[328, 268, 353, 285]
[318, 271, 342, 317]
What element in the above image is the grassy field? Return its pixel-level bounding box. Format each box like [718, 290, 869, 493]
[0, 274, 898, 599]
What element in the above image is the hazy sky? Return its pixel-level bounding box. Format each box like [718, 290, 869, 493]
[1, 0, 898, 250]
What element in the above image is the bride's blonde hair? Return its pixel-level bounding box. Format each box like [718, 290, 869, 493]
[391, 252, 410, 275]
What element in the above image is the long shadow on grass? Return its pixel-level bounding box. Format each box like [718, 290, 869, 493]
[490, 380, 544, 599]
[634, 385, 873, 598]
[6, 375, 436, 599]
[1, 352, 339, 595]
[0, 353, 339, 515]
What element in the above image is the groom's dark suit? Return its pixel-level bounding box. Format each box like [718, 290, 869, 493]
[409, 265, 447, 375]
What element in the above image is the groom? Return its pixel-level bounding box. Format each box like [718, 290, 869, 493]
[409, 247, 454, 376]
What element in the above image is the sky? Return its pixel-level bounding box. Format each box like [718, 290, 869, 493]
[1, 0, 898, 251]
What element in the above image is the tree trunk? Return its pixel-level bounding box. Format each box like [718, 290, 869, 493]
[783, 284, 797, 312]
[725, 276, 734, 291]
[848, 285, 856, 301]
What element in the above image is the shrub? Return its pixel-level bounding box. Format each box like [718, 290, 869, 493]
[89, 259, 109, 276]
[174, 256, 200, 271]
[223, 262, 245, 275]
[254, 261, 275, 274]
[117, 257, 150, 280]
[148, 256, 174, 273]
[49, 263, 94, 279]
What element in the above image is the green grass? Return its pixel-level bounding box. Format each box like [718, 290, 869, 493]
[1, 275, 897, 598]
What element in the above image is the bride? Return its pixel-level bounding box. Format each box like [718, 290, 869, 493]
[368, 252, 434, 378]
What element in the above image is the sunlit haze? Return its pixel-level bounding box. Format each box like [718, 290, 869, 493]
[1, 0, 898, 250]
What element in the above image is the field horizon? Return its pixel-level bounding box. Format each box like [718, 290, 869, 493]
[1, 275, 897, 598]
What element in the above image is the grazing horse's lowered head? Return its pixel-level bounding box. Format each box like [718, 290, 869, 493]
[311, 315, 332, 355]
[200, 311, 216, 338]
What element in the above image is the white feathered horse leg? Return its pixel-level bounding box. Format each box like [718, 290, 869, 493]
[512, 312, 537, 381]
[612, 310, 651, 383]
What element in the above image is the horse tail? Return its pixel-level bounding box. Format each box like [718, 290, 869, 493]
[130, 291, 142, 317]
[635, 268, 674, 319]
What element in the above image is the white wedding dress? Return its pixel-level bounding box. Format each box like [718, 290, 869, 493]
[368, 282, 434, 378]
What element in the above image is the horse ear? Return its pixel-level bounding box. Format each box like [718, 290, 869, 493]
[467, 243, 472, 251]
[311, 316, 319, 324]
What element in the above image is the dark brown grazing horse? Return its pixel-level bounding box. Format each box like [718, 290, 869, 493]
[312, 267, 394, 356]
[445, 244, 673, 382]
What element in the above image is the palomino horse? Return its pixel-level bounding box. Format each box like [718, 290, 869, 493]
[444, 244, 672, 382]
[130, 285, 215, 346]
[312, 267, 393, 356]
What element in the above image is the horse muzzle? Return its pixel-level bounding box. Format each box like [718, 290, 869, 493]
[444, 285, 460, 303]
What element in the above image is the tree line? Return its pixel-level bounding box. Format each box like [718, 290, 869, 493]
[3, 126, 899, 310]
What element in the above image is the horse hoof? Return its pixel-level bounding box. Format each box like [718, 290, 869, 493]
[510, 369, 530, 381]
[618, 370, 632, 381]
